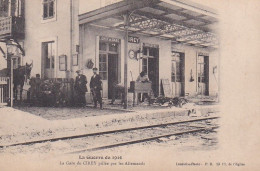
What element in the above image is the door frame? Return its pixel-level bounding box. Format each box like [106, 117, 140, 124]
[142, 46, 159, 97]
[98, 37, 121, 98]
[197, 52, 209, 96]
[107, 53, 119, 99]
[171, 51, 185, 97]
[40, 36, 58, 78]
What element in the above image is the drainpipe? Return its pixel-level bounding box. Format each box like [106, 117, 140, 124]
[123, 13, 129, 109]
[69, 0, 73, 78]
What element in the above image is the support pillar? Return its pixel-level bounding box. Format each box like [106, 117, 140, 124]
[123, 13, 129, 109]
[10, 58, 13, 107]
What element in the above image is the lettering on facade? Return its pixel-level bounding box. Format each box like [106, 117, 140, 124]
[143, 43, 159, 48]
[128, 36, 140, 44]
[100, 36, 120, 43]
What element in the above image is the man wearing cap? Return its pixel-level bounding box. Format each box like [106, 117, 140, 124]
[74, 70, 88, 106]
[90, 68, 103, 109]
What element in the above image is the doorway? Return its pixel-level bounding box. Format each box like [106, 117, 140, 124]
[42, 41, 55, 78]
[142, 46, 159, 97]
[108, 54, 118, 99]
[99, 39, 120, 99]
[171, 52, 185, 97]
[197, 55, 209, 95]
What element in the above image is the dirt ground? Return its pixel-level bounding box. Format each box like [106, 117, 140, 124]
[13, 106, 130, 120]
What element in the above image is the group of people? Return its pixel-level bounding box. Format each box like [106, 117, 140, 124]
[29, 68, 151, 108]
[74, 67, 103, 109]
[29, 74, 66, 106]
[76, 69, 151, 108]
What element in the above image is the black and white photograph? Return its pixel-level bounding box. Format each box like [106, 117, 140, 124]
[0, 0, 259, 170]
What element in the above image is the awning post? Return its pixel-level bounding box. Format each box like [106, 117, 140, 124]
[123, 13, 129, 109]
[10, 57, 14, 107]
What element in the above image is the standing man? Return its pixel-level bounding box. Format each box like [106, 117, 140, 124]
[74, 70, 88, 107]
[90, 68, 103, 109]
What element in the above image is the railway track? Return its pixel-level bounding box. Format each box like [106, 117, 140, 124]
[0, 116, 219, 152]
[70, 126, 218, 153]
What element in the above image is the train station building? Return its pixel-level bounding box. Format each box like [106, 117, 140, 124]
[78, 0, 219, 100]
[0, 0, 219, 106]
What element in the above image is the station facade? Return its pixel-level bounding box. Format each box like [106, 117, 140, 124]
[0, 0, 219, 101]
[78, 0, 219, 99]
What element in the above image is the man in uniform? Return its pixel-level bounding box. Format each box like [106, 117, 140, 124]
[74, 70, 88, 107]
[90, 68, 103, 109]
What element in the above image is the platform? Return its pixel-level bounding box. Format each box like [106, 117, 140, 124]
[0, 103, 219, 146]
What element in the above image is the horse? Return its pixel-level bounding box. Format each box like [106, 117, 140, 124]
[13, 63, 32, 101]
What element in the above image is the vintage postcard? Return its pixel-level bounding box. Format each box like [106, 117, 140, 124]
[0, 0, 259, 170]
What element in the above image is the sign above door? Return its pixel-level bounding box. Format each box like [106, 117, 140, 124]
[128, 36, 140, 44]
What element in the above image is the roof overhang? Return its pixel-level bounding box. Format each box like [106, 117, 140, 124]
[79, 0, 219, 48]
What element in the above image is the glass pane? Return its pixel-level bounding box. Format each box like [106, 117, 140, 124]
[171, 61, 175, 82]
[176, 62, 181, 75]
[108, 43, 118, 52]
[143, 47, 148, 56]
[99, 63, 107, 71]
[43, 3, 48, 18]
[45, 58, 50, 69]
[200, 64, 204, 76]
[100, 72, 107, 80]
[43, 44, 50, 69]
[51, 42, 55, 57]
[201, 77, 205, 83]
[99, 54, 106, 62]
[49, 1, 54, 17]
[176, 75, 181, 82]
[142, 58, 147, 66]
[198, 56, 204, 63]
[171, 73, 175, 82]
[142, 66, 147, 73]
[171, 61, 175, 71]
[51, 56, 55, 68]
[99, 42, 107, 51]
[48, 43, 52, 57]
[18, 57, 21, 66]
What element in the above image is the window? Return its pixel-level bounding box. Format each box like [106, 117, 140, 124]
[99, 42, 107, 51]
[99, 54, 107, 80]
[109, 43, 118, 52]
[171, 61, 175, 82]
[143, 47, 148, 56]
[197, 55, 205, 83]
[13, 0, 23, 17]
[0, 0, 9, 17]
[171, 52, 182, 82]
[43, 0, 55, 20]
[42, 41, 55, 69]
[98, 40, 119, 80]
[142, 58, 148, 73]
[59, 55, 67, 71]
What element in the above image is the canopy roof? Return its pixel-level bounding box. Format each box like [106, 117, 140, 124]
[79, 0, 219, 48]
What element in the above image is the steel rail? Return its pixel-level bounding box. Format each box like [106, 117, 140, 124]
[0, 116, 219, 148]
[69, 126, 219, 153]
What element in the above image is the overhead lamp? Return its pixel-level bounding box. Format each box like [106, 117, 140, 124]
[136, 48, 143, 60]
